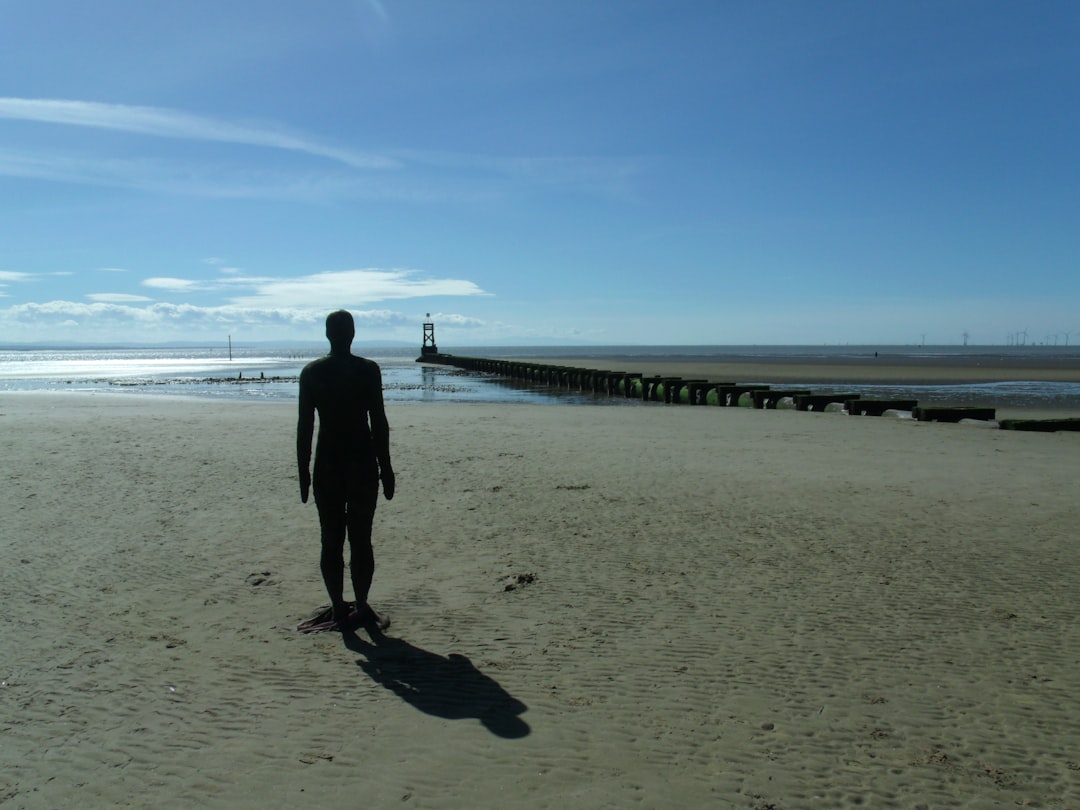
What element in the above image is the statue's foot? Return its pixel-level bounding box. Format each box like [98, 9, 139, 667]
[359, 603, 391, 631]
[332, 602, 356, 629]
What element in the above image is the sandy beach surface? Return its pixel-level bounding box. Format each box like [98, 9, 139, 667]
[3, 392, 1079, 808]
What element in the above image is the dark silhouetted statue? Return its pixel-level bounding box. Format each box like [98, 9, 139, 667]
[298, 310, 395, 629]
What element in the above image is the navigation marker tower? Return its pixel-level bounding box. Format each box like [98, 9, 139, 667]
[421, 314, 439, 357]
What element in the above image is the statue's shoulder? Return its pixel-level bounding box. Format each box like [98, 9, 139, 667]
[349, 355, 382, 376]
[300, 356, 331, 376]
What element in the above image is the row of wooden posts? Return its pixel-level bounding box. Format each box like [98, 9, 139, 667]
[421, 354, 990, 420]
[419, 353, 1080, 432]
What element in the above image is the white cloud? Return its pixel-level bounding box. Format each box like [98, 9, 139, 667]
[97, 267, 128, 273]
[1, 270, 34, 297]
[0, 299, 424, 341]
[0, 98, 397, 170]
[0, 266, 493, 341]
[5, 300, 316, 327]
[86, 293, 154, 303]
[142, 277, 209, 292]
[228, 269, 491, 308]
[427, 312, 487, 328]
[135, 267, 490, 307]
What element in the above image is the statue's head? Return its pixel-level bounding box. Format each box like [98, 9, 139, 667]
[325, 310, 355, 348]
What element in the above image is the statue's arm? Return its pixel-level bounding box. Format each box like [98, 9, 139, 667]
[369, 365, 395, 500]
[297, 370, 315, 503]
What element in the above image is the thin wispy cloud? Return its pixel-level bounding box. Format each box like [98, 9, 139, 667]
[0, 98, 397, 170]
[2, 104, 636, 203]
[365, 0, 389, 22]
[0, 147, 305, 199]
[86, 293, 154, 303]
[394, 149, 642, 201]
[142, 277, 212, 293]
[0, 146, 466, 203]
[1, 270, 32, 298]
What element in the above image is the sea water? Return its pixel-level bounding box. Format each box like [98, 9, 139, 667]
[0, 346, 631, 405]
[1, 344, 1078, 409]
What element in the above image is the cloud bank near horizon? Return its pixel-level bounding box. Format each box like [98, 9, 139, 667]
[0, 300, 496, 343]
[0, 266, 494, 341]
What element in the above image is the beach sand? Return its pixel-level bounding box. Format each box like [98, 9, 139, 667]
[3, 392, 1079, 808]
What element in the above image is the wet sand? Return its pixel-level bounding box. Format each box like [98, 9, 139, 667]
[3, 392, 1079, 808]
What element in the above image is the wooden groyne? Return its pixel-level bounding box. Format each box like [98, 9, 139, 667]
[418, 353, 1080, 432]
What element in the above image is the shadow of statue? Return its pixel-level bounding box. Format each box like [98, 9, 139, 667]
[342, 624, 530, 739]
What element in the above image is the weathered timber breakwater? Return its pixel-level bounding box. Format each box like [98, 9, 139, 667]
[419, 353, 1080, 432]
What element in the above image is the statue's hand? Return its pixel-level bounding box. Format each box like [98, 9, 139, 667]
[300, 469, 311, 503]
[381, 470, 396, 501]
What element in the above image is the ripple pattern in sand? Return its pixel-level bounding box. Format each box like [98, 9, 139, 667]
[2, 399, 1079, 808]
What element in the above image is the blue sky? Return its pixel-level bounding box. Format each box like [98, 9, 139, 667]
[2, 1, 1078, 347]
